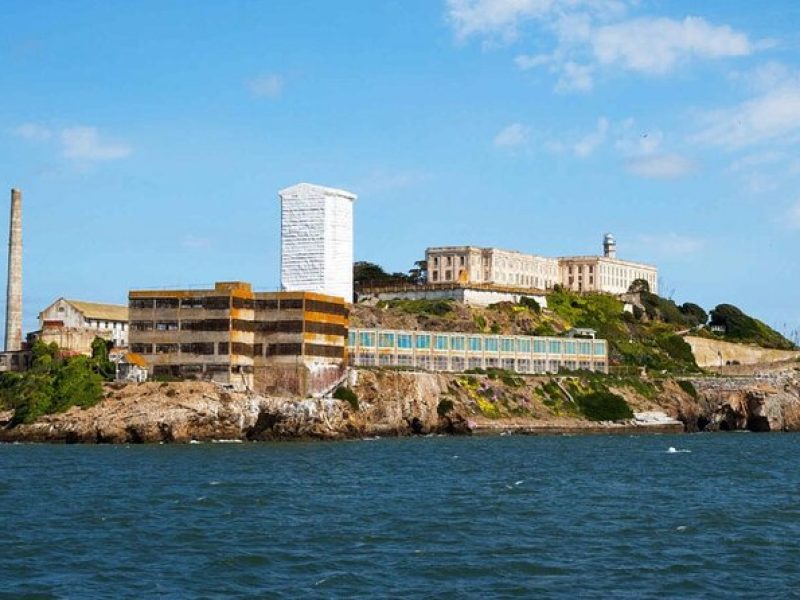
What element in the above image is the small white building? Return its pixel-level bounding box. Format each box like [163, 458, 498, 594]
[279, 182, 356, 303]
[38, 298, 129, 350]
[114, 352, 148, 383]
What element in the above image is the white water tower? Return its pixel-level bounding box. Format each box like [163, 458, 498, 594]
[278, 183, 356, 302]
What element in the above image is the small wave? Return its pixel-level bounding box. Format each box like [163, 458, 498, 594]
[211, 439, 243, 444]
[189, 440, 202, 444]
[667, 447, 691, 454]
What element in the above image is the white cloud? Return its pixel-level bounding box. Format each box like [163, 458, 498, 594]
[181, 235, 212, 250]
[493, 122, 528, 148]
[591, 17, 752, 75]
[787, 200, 800, 230]
[447, 1, 756, 92]
[626, 154, 695, 179]
[247, 74, 283, 98]
[573, 117, 608, 157]
[446, 0, 627, 42]
[637, 232, 705, 256]
[556, 61, 594, 92]
[692, 83, 800, 149]
[61, 127, 131, 161]
[11, 122, 52, 141]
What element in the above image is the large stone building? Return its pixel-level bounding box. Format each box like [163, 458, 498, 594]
[426, 234, 657, 296]
[279, 183, 356, 302]
[426, 246, 560, 290]
[559, 234, 658, 294]
[37, 298, 129, 353]
[128, 281, 348, 395]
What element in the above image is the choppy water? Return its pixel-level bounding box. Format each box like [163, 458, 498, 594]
[1, 434, 799, 598]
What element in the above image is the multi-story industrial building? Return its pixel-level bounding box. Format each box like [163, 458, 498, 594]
[128, 281, 348, 395]
[425, 234, 657, 295]
[426, 246, 560, 290]
[348, 328, 608, 374]
[279, 182, 356, 302]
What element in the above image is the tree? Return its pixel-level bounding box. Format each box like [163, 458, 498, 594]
[53, 356, 103, 412]
[710, 304, 796, 350]
[628, 278, 650, 294]
[408, 260, 428, 284]
[353, 261, 393, 284]
[679, 303, 708, 327]
[91, 336, 116, 381]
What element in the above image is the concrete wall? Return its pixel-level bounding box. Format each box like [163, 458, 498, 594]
[685, 335, 800, 368]
[372, 286, 548, 308]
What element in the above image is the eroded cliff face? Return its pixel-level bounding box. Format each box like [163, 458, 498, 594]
[1, 366, 798, 443]
[689, 372, 800, 432]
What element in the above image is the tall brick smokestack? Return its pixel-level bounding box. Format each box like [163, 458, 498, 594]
[5, 188, 22, 352]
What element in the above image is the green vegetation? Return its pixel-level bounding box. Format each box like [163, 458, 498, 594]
[709, 304, 796, 350]
[386, 298, 454, 317]
[519, 296, 541, 313]
[574, 391, 633, 421]
[0, 339, 111, 425]
[677, 380, 698, 399]
[333, 386, 359, 411]
[437, 398, 454, 417]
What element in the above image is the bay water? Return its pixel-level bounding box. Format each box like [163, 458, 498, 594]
[1, 434, 799, 598]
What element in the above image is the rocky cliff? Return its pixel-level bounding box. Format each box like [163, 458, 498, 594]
[1, 366, 798, 443]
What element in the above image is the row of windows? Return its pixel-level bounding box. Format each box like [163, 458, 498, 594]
[352, 353, 607, 374]
[131, 318, 345, 336]
[131, 296, 316, 311]
[132, 341, 341, 358]
[349, 331, 605, 356]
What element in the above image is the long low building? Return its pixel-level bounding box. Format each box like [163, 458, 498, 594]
[348, 328, 608, 374]
[128, 281, 348, 396]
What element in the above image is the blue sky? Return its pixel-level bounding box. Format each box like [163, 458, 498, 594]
[0, 0, 799, 338]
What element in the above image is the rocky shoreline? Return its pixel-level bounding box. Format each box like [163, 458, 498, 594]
[1, 367, 798, 443]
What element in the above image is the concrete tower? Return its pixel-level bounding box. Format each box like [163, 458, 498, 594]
[603, 233, 617, 259]
[5, 188, 22, 351]
[278, 183, 356, 302]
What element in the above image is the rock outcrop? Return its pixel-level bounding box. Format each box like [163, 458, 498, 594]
[2, 366, 799, 443]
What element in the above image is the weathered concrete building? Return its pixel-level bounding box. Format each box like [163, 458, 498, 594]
[128, 281, 348, 396]
[279, 183, 356, 302]
[37, 298, 129, 353]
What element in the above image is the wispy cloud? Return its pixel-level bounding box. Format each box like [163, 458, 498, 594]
[787, 200, 800, 230]
[61, 127, 131, 161]
[493, 122, 528, 148]
[11, 123, 132, 163]
[10, 122, 52, 141]
[692, 82, 800, 149]
[181, 235, 212, 250]
[447, 1, 757, 92]
[247, 74, 284, 98]
[573, 117, 608, 157]
[626, 154, 696, 179]
[637, 232, 705, 256]
[590, 17, 752, 75]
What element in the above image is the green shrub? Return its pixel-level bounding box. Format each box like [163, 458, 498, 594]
[333, 386, 359, 411]
[388, 299, 453, 317]
[709, 304, 795, 350]
[6, 341, 104, 425]
[677, 380, 699, 399]
[575, 391, 633, 421]
[656, 334, 698, 367]
[520, 296, 541, 313]
[437, 398, 454, 417]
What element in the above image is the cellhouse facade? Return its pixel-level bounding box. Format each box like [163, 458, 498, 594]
[348, 328, 608, 374]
